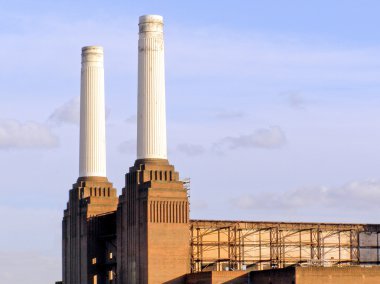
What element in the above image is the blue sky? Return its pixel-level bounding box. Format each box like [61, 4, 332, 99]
[1, 1, 380, 282]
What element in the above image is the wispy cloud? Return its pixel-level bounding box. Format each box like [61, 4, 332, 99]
[214, 126, 286, 151]
[0, 205, 61, 284]
[190, 199, 209, 210]
[125, 115, 137, 124]
[177, 143, 205, 156]
[281, 92, 306, 109]
[215, 110, 244, 119]
[49, 97, 111, 126]
[49, 97, 80, 125]
[118, 139, 136, 154]
[0, 251, 60, 284]
[0, 120, 58, 149]
[231, 179, 380, 211]
[168, 27, 380, 87]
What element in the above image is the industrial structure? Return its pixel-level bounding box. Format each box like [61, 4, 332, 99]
[60, 15, 380, 284]
[189, 220, 380, 272]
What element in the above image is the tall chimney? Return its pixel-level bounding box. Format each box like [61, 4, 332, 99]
[79, 46, 107, 177]
[137, 15, 167, 160]
[118, 16, 190, 283]
[63, 46, 117, 284]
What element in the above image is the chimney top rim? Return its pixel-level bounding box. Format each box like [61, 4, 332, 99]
[81, 46, 104, 53]
[139, 15, 163, 24]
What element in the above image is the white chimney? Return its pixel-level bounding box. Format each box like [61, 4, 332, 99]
[137, 15, 168, 160]
[79, 46, 107, 177]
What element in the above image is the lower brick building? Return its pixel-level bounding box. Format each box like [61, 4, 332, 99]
[68, 208, 380, 283]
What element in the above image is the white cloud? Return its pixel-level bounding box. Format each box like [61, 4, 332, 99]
[231, 179, 380, 211]
[177, 143, 205, 156]
[215, 126, 286, 151]
[49, 96, 80, 125]
[0, 120, 58, 149]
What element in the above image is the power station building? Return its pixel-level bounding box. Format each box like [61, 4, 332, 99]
[61, 15, 380, 284]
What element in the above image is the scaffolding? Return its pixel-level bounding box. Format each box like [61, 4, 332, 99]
[190, 220, 380, 272]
